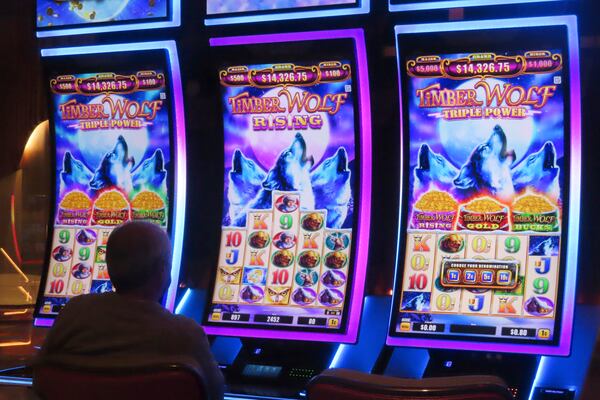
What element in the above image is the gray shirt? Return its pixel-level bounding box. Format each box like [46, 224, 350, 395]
[37, 292, 224, 400]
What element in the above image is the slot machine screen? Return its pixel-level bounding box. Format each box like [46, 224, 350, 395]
[203, 30, 371, 343]
[35, 50, 176, 321]
[208, 0, 356, 14]
[388, 18, 581, 355]
[205, 1, 369, 25]
[389, 0, 560, 12]
[36, 0, 178, 36]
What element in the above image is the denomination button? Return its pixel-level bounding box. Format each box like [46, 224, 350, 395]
[480, 270, 494, 284]
[463, 270, 477, 284]
[447, 269, 461, 283]
[497, 270, 512, 285]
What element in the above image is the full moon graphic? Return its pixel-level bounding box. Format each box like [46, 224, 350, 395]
[76, 94, 149, 170]
[438, 78, 535, 167]
[247, 86, 331, 171]
[74, 0, 130, 22]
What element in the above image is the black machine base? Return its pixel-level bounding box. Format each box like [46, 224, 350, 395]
[223, 338, 338, 398]
[423, 350, 540, 399]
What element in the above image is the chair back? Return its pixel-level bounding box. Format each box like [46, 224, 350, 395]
[307, 368, 514, 400]
[34, 363, 206, 400]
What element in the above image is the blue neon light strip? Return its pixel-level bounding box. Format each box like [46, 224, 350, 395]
[205, 0, 370, 26]
[329, 339, 345, 369]
[388, 15, 581, 356]
[175, 288, 191, 314]
[36, 0, 180, 38]
[40, 41, 187, 314]
[528, 356, 547, 400]
[0, 376, 32, 386]
[389, 0, 560, 12]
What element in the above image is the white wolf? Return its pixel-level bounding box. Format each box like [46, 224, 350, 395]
[231, 133, 314, 227]
[311, 147, 351, 228]
[227, 149, 266, 223]
[454, 125, 516, 201]
[511, 141, 560, 200]
[413, 143, 458, 192]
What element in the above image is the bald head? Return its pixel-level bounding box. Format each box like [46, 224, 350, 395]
[106, 221, 171, 299]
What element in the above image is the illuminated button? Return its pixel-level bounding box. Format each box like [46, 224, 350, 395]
[400, 322, 411, 331]
[447, 269, 460, 283]
[211, 312, 221, 321]
[463, 270, 477, 284]
[327, 318, 340, 328]
[537, 329, 551, 339]
[497, 270, 512, 285]
[480, 270, 494, 284]
[42, 304, 52, 314]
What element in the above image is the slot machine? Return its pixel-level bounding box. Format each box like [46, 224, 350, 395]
[177, 28, 372, 397]
[385, 15, 582, 398]
[33, 39, 187, 324]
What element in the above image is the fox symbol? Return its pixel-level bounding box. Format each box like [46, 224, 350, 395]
[90, 135, 135, 194]
[231, 133, 315, 227]
[227, 149, 266, 224]
[454, 125, 516, 201]
[511, 141, 560, 199]
[311, 147, 352, 229]
[414, 143, 458, 192]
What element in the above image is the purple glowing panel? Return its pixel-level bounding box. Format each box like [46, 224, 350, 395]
[34, 318, 54, 328]
[35, 41, 186, 327]
[388, 16, 580, 356]
[205, 29, 371, 343]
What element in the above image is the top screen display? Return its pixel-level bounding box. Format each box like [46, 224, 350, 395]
[36, 66, 173, 318]
[391, 45, 570, 348]
[205, 0, 367, 25]
[389, 0, 561, 12]
[204, 59, 359, 334]
[207, 0, 356, 14]
[37, 0, 169, 30]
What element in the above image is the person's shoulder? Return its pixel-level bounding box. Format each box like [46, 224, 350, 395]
[49, 293, 114, 328]
[169, 313, 205, 330]
[165, 313, 207, 338]
[60, 292, 112, 310]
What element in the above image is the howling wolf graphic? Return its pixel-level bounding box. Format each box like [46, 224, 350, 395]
[131, 149, 168, 192]
[311, 147, 352, 229]
[227, 149, 266, 224]
[59, 151, 93, 197]
[453, 125, 516, 201]
[511, 141, 560, 200]
[413, 143, 458, 192]
[412, 128, 561, 201]
[231, 133, 315, 227]
[89, 135, 135, 194]
[60, 135, 168, 197]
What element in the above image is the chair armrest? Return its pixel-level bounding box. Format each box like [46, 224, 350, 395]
[307, 368, 513, 399]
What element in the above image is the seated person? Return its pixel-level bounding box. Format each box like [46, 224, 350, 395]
[36, 221, 224, 400]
